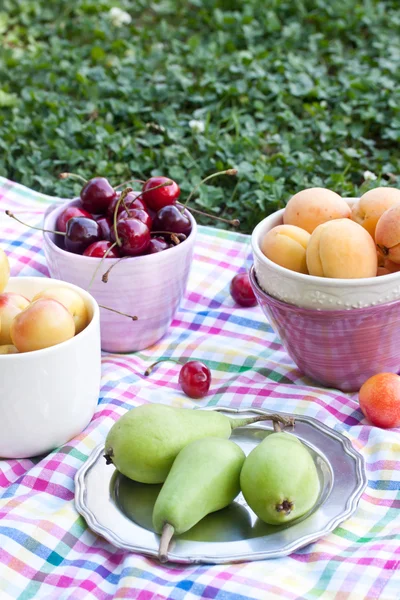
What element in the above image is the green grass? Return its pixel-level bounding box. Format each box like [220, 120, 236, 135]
[1, 0, 400, 232]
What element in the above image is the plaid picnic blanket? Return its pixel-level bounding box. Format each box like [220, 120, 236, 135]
[0, 176, 398, 600]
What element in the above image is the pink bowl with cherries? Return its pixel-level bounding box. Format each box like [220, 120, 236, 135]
[43, 199, 197, 353]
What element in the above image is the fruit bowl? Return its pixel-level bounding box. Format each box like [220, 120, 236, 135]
[43, 199, 197, 353]
[0, 276, 101, 458]
[251, 202, 400, 311]
[249, 266, 400, 392]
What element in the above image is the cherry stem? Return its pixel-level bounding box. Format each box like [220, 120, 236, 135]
[114, 178, 145, 189]
[87, 242, 119, 292]
[144, 358, 181, 376]
[5, 210, 66, 236]
[150, 231, 186, 245]
[102, 256, 130, 283]
[159, 522, 174, 563]
[58, 172, 87, 184]
[98, 304, 138, 321]
[182, 169, 238, 210]
[177, 203, 240, 227]
[113, 187, 134, 247]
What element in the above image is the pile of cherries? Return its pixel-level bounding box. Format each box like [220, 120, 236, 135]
[55, 175, 192, 258]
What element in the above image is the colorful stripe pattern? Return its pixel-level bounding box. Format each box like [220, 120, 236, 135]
[0, 176, 398, 600]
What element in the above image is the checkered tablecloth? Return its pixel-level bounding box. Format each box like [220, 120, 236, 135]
[0, 176, 398, 600]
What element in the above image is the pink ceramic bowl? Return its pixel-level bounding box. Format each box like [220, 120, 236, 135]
[249, 266, 400, 392]
[43, 200, 197, 353]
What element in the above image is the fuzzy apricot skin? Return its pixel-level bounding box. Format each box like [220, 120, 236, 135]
[359, 373, 400, 429]
[283, 188, 351, 234]
[375, 203, 400, 264]
[306, 219, 377, 279]
[351, 187, 400, 239]
[260, 224, 311, 274]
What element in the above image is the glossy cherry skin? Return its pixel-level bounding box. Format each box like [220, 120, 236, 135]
[230, 272, 257, 307]
[65, 217, 101, 254]
[56, 206, 92, 233]
[179, 361, 211, 399]
[83, 240, 120, 258]
[80, 177, 117, 214]
[142, 176, 180, 211]
[96, 216, 113, 241]
[106, 191, 146, 219]
[152, 205, 192, 235]
[111, 218, 151, 256]
[145, 237, 170, 254]
[118, 208, 152, 229]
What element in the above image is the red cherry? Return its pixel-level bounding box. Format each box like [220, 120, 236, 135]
[142, 176, 180, 211]
[230, 272, 257, 307]
[152, 205, 192, 235]
[145, 237, 170, 254]
[118, 208, 152, 229]
[80, 177, 117, 214]
[111, 218, 151, 256]
[83, 241, 120, 258]
[179, 361, 211, 399]
[56, 206, 92, 233]
[106, 191, 146, 219]
[96, 216, 113, 240]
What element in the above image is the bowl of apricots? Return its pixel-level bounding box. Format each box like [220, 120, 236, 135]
[250, 187, 400, 391]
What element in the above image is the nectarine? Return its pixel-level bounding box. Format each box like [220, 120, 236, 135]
[283, 188, 351, 234]
[32, 286, 88, 334]
[0, 292, 30, 345]
[0, 249, 10, 294]
[260, 224, 311, 274]
[359, 373, 400, 429]
[306, 219, 377, 279]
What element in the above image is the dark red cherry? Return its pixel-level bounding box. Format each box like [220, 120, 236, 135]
[56, 206, 92, 233]
[152, 205, 192, 236]
[106, 191, 146, 219]
[96, 216, 113, 240]
[145, 237, 169, 254]
[83, 240, 120, 258]
[111, 218, 151, 256]
[118, 208, 152, 229]
[80, 177, 117, 214]
[178, 361, 211, 399]
[142, 176, 180, 211]
[65, 217, 101, 254]
[230, 272, 257, 307]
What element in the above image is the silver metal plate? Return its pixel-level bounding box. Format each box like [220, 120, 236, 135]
[74, 407, 367, 564]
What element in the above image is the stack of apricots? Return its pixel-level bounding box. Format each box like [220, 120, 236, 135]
[261, 187, 400, 279]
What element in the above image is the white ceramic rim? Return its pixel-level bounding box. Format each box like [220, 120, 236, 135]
[251, 204, 400, 287]
[0, 277, 100, 360]
[43, 199, 198, 264]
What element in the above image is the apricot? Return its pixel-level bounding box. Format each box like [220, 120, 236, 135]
[260, 224, 311, 274]
[32, 286, 88, 334]
[359, 373, 400, 429]
[375, 203, 400, 264]
[283, 188, 351, 234]
[306, 219, 377, 279]
[11, 298, 75, 353]
[351, 187, 400, 239]
[0, 292, 30, 345]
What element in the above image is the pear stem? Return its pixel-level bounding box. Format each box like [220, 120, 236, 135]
[98, 304, 138, 320]
[144, 358, 181, 376]
[5, 210, 66, 236]
[159, 523, 175, 563]
[182, 169, 238, 210]
[229, 414, 294, 430]
[273, 420, 282, 433]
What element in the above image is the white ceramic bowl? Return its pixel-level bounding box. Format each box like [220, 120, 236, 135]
[251, 201, 400, 310]
[43, 200, 197, 353]
[0, 276, 101, 459]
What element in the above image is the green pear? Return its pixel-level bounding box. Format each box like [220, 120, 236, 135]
[104, 403, 291, 483]
[152, 436, 245, 562]
[240, 432, 320, 525]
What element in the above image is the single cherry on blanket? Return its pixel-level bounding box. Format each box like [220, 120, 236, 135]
[230, 272, 257, 307]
